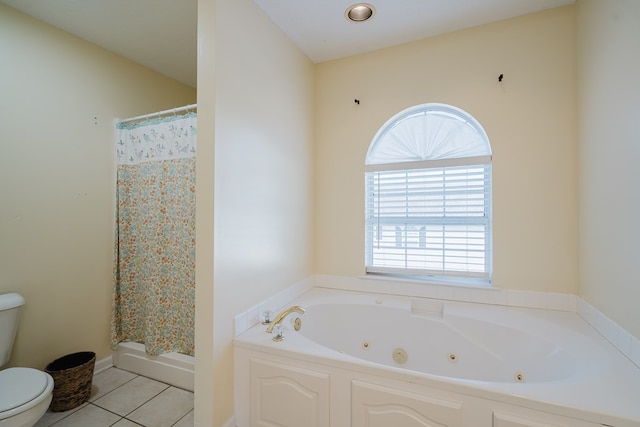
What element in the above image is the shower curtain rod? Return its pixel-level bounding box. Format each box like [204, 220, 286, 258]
[119, 103, 197, 125]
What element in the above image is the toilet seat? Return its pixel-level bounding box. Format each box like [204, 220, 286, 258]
[0, 368, 50, 417]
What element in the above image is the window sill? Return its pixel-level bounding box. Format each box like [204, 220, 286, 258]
[361, 272, 493, 289]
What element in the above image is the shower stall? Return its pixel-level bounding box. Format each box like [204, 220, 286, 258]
[110, 104, 196, 390]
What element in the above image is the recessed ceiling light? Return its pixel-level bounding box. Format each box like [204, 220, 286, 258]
[345, 3, 375, 23]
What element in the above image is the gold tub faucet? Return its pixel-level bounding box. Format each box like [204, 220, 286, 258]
[265, 305, 305, 339]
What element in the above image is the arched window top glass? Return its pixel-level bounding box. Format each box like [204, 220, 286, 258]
[365, 103, 492, 166]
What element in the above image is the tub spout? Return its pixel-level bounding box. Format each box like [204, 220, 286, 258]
[265, 305, 305, 334]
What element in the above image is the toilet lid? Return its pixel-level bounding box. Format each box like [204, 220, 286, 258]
[0, 368, 49, 413]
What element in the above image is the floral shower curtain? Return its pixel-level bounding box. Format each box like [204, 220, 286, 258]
[111, 112, 196, 356]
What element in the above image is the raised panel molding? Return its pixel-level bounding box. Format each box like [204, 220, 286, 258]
[493, 412, 562, 427]
[492, 411, 600, 427]
[352, 380, 463, 427]
[250, 358, 330, 427]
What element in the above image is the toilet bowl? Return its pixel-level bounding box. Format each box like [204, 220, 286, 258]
[0, 293, 55, 426]
[0, 367, 53, 427]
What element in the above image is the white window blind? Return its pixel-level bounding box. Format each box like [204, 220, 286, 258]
[365, 160, 491, 278]
[364, 103, 492, 281]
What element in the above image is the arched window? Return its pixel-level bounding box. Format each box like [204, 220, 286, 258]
[365, 103, 492, 283]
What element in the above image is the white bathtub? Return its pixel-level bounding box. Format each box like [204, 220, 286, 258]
[234, 288, 640, 427]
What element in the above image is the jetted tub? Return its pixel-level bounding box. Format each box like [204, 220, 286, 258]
[298, 298, 607, 385]
[234, 288, 640, 427]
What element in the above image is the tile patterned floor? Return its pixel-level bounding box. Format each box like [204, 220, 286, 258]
[35, 367, 194, 427]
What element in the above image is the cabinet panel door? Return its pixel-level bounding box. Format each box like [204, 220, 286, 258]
[250, 358, 330, 427]
[352, 380, 464, 427]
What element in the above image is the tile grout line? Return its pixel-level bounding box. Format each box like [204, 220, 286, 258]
[120, 384, 172, 419]
[90, 373, 141, 403]
[90, 371, 169, 418]
[41, 369, 193, 427]
[169, 409, 194, 427]
[48, 371, 144, 426]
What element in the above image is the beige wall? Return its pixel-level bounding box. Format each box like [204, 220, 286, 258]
[576, 0, 640, 339]
[0, 4, 196, 369]
[194, 0, 315, 425]
[9, 1, 640, 425]
[315, 6, 578, 293]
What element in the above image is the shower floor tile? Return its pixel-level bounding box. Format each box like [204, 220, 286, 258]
[35, 367, 194, 427]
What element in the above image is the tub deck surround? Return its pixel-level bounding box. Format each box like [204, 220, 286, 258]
[234, 287, 640, 427]
[233, 275, 579, 338]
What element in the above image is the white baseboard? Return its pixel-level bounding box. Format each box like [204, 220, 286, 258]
[94, 354, 113, 375]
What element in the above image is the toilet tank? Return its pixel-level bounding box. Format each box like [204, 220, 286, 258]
[0, 293, 26, 367]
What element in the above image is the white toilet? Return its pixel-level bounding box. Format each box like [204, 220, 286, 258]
[0, 293, 53, 427]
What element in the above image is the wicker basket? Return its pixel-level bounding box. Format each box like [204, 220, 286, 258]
[45, 351, 96, 412]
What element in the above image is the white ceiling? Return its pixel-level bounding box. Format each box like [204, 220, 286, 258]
[255, 0, 575, 63]
[1, 0, 574, 88]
